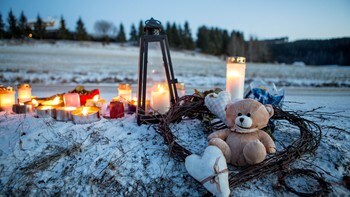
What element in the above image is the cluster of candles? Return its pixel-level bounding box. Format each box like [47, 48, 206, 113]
[0, 82, 187, 123]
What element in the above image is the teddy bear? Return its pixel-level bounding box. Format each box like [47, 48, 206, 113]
[208, 99, 276, 166]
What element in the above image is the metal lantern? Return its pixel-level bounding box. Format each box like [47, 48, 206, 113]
[137, 17, 178, 125]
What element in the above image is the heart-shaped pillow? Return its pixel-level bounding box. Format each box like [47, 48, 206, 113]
[185, 146, 230, 197]
[205, 91, 231, 123]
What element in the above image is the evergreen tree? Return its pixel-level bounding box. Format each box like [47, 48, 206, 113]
[129, 23, 138, 43]
[171, 22, 181, 48]
[165, 22, 173, 46]
[75, 17, 88, 41]
[18, 11, 30, 38]
[228, 31, 245, 56]
[7, 9, 19, 38]
[221, 30, 230, 55]
[0, 13, 5, 39]
[183, 21, 194, 50]
[58, 15, 70, 40]
[196, 26, 209, 53]
[33, 14, 46, 39]
[116, 23, 126, 43]
[137, 20, 144, 39]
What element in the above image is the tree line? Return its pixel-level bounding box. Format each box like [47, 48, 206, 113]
[1, 10, 349, 65]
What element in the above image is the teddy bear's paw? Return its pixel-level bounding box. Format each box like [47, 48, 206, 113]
[267, 147, 276, 154]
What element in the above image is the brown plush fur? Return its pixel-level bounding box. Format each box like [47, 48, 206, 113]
[208, 99, 276, 166]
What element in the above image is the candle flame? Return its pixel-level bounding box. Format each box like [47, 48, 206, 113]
[93, 95, 99, 102]
[157, 84, 164, 92]
[82, 107, 88, 116]
[32, 99, 38, 107]
[53, 96, 60, 104]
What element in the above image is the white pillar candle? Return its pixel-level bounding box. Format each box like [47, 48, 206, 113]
[17, 84, 32, 103]
[226, 57, 246, 101]
[151, 84, 170, 114]
[0, 86, 16, 111]
[63, 93, 81, 107]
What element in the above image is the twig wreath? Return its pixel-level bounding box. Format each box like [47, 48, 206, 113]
[154, 93, 332, 195]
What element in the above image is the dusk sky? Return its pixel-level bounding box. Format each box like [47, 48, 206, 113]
[1, 0, 350, 41]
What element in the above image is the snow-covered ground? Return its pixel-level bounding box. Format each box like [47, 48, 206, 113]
[1, 40, 350, 88]
[0, 40, 350, 196]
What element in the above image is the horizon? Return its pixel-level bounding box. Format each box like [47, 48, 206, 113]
[1, 0, 350, 41]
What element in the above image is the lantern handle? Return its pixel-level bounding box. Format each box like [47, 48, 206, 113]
[144, 17, 162, 31]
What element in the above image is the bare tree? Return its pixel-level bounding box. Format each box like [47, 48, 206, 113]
[94, 20, 114, 45]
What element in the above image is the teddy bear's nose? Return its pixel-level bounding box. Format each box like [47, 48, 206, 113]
[239, 117, 244, 123]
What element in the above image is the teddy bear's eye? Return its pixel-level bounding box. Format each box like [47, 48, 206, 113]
[237, 113, 242, 116]
[247, 113, 251, 117]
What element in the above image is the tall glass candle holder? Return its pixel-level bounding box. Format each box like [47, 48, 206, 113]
[17, 84, 32, 103]
[226, 57, 246, 101]
[118, 84, 132, 103]
[0, 86, 16, 111]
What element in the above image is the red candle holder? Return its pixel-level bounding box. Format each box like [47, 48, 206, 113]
[110, 101, 124, 119]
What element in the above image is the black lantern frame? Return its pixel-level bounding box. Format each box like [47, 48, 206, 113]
[137, 18, 178, 125]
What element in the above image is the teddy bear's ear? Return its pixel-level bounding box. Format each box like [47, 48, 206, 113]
[225, 103, 234, 112]
[265, 104, 274, 118]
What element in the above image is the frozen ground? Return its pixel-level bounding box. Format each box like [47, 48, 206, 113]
[0, 40, 350, 196]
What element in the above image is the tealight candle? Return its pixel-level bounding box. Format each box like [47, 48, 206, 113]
[71, 106, 100, 124]
[86, 95, 108, 115]
[151, 84, 170, 114]
[17, 84, 32, 103]
[226, 57, 246, 101]
[0, 86, 16, 111]
[36, 105, 56, 118]
[12, 103, 33, 114]
[63, 93, 81, 107]
[56, 106, 77, 121]
[118, 84, 132, 103]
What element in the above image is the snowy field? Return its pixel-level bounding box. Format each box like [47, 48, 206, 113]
[0, 40, 350, 196]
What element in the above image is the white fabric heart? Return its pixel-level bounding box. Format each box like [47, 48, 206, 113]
[185, 146, 230, 197]
[204, 91, 231, 123]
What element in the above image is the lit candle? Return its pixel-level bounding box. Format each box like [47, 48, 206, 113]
[85, 95, 108, 115]
[226, 57, 246, 101]
[56, 106, 77, 121]
[0, 86, 16, 111]
[24, 98, 39, 109]
[63, 93, 81, 107]
[176, 82, 186, 98]
[71, 106, 100, 124]
[118, 84, 132, 103]
[17, 84, 32, 103]
[42, 96, 63, 107]
[151, 84, 170, 114]
[127, 97, 137, 114]
[110, 100, 124, 118]
[36, 105, 56, 118]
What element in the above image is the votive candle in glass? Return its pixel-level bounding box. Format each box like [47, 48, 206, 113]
[226, 57, 246, 101]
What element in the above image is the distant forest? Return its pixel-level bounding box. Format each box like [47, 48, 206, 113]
[1, 10, 349, 65]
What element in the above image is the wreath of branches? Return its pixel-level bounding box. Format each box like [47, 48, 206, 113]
[155, 94, 332, 195]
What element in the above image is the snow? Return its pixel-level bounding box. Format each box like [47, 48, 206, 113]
[1, 40, 350, 196]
